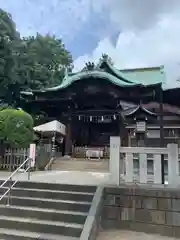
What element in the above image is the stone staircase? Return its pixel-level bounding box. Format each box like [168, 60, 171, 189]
[51, 158, 109, 172]
[0, 181, 96, 239]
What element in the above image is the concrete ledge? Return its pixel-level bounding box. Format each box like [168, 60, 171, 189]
[105, 184, 180, 198]
[80, 186, 104, 240]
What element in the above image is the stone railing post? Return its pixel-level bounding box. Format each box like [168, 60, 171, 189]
[110, 136, 121, 185]
[167, 143, 179, 185]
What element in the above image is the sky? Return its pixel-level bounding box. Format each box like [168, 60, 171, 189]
[1, 0, 180, 88]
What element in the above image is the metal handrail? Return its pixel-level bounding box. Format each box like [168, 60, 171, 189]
[0, 157, 32, 206]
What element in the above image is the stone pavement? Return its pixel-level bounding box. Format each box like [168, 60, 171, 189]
[0, 170, 112, 185]
[97, 230, 177, 240]
[51, 158, 109, 172]
[0, 170, 172, 187]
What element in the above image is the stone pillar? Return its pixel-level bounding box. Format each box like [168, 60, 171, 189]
[167, 143, 179, 185]
[110, 136, 121, 185]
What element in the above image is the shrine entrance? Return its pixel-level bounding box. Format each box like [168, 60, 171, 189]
[72, 115, 120, 147]
[69, 108, 123, 161]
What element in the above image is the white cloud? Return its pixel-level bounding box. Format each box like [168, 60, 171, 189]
[74, 0, 180, 87]
[0, 0, 92, 39]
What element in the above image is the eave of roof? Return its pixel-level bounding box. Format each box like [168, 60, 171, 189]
[23, 70, 141, 94]
[122, 105, 157, 116]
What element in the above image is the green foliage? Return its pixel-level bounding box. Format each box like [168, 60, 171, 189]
[0, 109, 34, 147]
[0, 9, 21, 104]
[19, 34, 73, 90]
[0, 8, 73, 106]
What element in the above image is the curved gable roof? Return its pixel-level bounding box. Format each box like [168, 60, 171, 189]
[98, 58, 165, 86]
[97, 58, 134, 84]
[122, 105, 157, 116]
[43, 70, 138, 92]
[21, 56, 164, 95]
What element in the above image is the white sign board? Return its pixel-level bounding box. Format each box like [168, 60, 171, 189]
[29, 144, 36, 167]
[136, 121, 146, 132]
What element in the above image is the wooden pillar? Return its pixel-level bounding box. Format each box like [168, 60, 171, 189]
[64, 98, 73, 157]
[65, 118, 72, 156]
[123, 124, 129, 146]
[87, 122, 91, 146]
[119, 113, 128, 146]
[118, 114, 121, 137]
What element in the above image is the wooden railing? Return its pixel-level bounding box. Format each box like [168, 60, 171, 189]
[1, 148, 29, 170]
[0, 144, 51, 171]
[110, 137, 180, 186]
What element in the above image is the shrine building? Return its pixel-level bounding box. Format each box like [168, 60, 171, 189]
[20, 55, 180, 157]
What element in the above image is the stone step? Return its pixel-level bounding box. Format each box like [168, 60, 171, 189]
[1, 196, 91, 213]
[0, 228, 79, 240]
[0, 215, 83, 237]
[52, 166, 108, 172]
[0, 205, 87, 224]
[0, 182, 95, 239]
[0, 187, 94, 202]
[52, 160, 109, 172]
[0, 181, 96, 193]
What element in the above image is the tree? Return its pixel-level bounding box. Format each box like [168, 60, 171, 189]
[0, 8, 73, 105]
[0, 109, 34, 148]
[0, 8, 73, 107]
[19, 34, 73, 90]
[0, 8, 21, 105]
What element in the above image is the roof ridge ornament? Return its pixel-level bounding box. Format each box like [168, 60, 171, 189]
[102, 53, 109, 61]
[101, 53, 114, 65]
[82, 61, 95, 71]
[101, 53, 108, 61]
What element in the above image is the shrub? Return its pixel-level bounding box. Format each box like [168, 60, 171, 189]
[0, 108, 34, 147]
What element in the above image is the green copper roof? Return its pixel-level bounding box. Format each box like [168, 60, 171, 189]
[97, 57, 165, 86]
[121, 66, 165, 86]
[44, 70, 137, 92]
[43, 62, 164, 92]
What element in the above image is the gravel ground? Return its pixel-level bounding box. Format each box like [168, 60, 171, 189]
[97, 230, 177, 240]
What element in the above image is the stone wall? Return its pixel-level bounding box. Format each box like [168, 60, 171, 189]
[101, 186, 180, 238]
